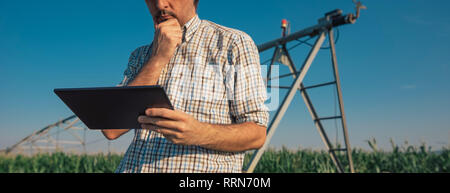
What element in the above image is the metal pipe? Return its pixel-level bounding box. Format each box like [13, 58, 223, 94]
[328, 28, 355, 173]
[283, 39, 346, 173]
[257, 13, 355, 52]
[258, 23, 327, 52]
[245, 32, 327, 173]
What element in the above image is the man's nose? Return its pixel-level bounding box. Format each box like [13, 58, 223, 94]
[154, 0, 169, 10]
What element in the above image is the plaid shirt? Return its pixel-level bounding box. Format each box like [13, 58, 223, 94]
[115, 15, 269, 173]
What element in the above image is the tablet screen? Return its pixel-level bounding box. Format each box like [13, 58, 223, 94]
[54, 85, 173, 129]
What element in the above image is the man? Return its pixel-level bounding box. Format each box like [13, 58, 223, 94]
[102, 0, 269, 173]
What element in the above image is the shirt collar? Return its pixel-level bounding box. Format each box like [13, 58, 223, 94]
[182, 15, 201, 43]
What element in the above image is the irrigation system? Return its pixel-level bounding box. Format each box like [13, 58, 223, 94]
[2, 2, 366, 173]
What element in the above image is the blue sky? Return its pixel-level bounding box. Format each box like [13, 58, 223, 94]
[0, 0, 449, 152]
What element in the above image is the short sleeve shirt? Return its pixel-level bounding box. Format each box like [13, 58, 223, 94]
[115, 15, 269, 173]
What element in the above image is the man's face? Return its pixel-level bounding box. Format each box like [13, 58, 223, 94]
[145, 0, 196, 26]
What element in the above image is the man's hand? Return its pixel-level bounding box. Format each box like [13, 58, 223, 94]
[127, 18, 182, 87]
[102, 19, 183, 139]
[151, 18, 182, 61]
[137, 108, 267, 152]
[138, 108, 210, 146]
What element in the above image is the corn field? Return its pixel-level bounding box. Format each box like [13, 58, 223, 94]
[0, 140, 448, 173]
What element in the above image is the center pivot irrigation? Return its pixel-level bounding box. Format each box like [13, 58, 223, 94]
[2, 1, 367, 174]
[245, 2, 367, 173]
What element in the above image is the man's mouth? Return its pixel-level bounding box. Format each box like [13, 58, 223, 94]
[157, 15, 174, 23]
[156, 10, 176, 24]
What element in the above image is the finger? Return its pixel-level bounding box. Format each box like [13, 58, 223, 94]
[162, 133, 183, 144]
[141, 124, 179, 137]
[145, 108, 187, 121]
[157, 22, 181, 29]
[164, 28, 182, 34]
[160, 18, 180, 26]
[138, 116, 181, 129]
[160, 29, 183, 37]
[158, 128, 180, 137]
[141, 123, 157, 130]
[138, 115, 168, 124]
[139, 116, 182, 130]
[155, 28, 182, 40]
[157, 20, 181, 29]
[158, 26, 182, 33]
[152, 119, 181, 131]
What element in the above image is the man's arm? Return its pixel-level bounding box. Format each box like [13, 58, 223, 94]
[138, 108, 266, 152]
[137, 32, 268, 151]
[202, 122, 266, 152]
[101, 18, 182, 140]
[100, 57, 167, 140]
[101, 57, 169, 140]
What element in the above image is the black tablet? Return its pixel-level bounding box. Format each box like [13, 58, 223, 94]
[54, 85, 173, 129]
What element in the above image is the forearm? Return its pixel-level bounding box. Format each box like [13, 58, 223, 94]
[200, 122, 267, 152]
[101, 58, 167, 140]
[101, 129, 129, 140]
[128, 57, 167, 86]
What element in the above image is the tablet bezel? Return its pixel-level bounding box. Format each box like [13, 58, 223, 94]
[54, 85, 173, 130]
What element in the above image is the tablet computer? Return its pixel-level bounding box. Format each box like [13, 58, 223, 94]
[54, 85, 173, 129]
